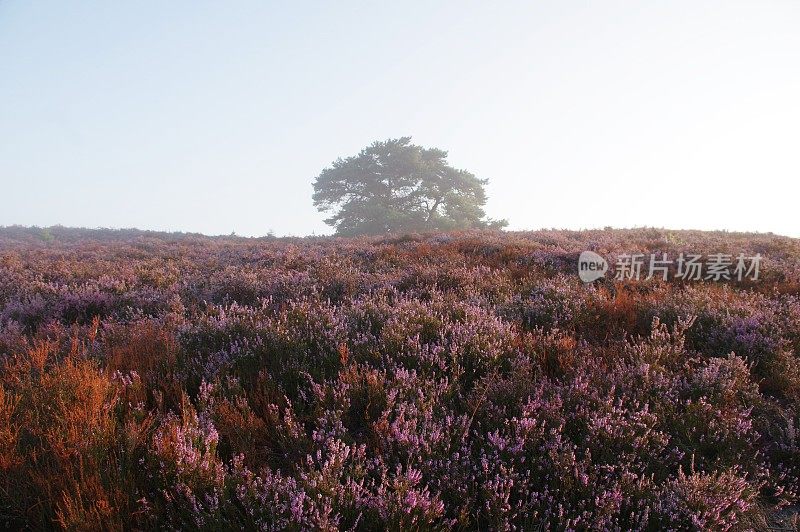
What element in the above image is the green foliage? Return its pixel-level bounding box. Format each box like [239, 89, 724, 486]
[39, 227, 55, 243]
[312, 137, 507, 236]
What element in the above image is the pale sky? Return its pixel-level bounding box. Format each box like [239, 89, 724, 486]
[1, 1, 799, 237]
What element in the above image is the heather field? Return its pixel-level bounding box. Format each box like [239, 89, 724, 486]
[2, 226, 800, 531]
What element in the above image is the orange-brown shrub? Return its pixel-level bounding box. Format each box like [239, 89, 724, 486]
[0, 336, 151, 529]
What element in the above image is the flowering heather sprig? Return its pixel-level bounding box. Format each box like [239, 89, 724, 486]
[654, 466, 757, 531]
[150, 395, 227, 528]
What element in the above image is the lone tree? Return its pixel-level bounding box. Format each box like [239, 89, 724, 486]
[313, 137, 507, 236]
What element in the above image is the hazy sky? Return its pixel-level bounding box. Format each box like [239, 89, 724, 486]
[2, 1, 799, 237]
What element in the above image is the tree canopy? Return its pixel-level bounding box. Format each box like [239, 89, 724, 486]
[312, 137, 507, 236]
